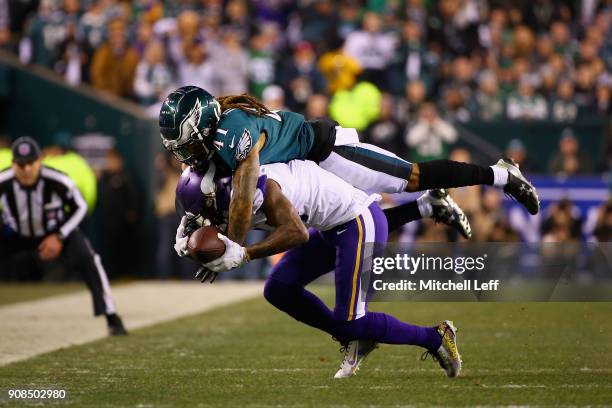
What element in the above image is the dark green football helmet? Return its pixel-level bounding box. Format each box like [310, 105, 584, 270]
[159, 86, 221, 167]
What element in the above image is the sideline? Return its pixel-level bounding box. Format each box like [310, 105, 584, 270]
[0, 281, 263, 366]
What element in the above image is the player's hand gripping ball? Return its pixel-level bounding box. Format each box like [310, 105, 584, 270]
[187, 226, 226, 263]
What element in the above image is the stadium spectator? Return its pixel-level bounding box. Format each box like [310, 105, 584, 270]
[506, 77, 548, 120]
[574, 63, 597, 108]
[404, 0, 427, 28]
[414, 218, 452, 243]
[335, 0, 360, 42]
[134, 40, 174, 106]
[318, 47, 362, 94]
[329, 80, 381, 131]
[548, 128, 594, 177]
[296, 0, 339, 51]
[550, 79, 578, 122]
[427, 0, 480, 57]
[261, 85, 286, 111]
[97, 149, 142, 278]
[166, 10, 201, 65]
[54, 21, 86, 86]
[176, 38, 216, 93]
[388, 19, 429, 96]
[343, 12, 396, 90]
[471, 187, 517, 242]
[247, 24, 278, 99]
[471, 70, 504, 121]
[445, 57, 476, 106]
[277, 41, 326, 112]
[362, 93, 406, 159]
[223, 0, 255, 43]
[0, 0, 9, 47]
[591, 82, 611, 117]
[405, 103, 457, 162]
[78, 0, 115, 65]
[304, 93, 329, 120]
[20, 0, 74, 67]
[441, 86, 471, 123]
[400, 79, 427, 124]
[504, 138, 533, 174]
[154, 153, 192, 279]
[541, 199, 582, 243]
[590, 200, 612, 243]
[209, 28, 249, 95]
[90, 18, 139, 98]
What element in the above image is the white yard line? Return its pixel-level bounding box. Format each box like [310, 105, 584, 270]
[0, 281, 262, 366]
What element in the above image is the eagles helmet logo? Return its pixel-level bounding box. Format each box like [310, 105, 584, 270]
[234, 129, 253, 161]
[178, 99, 203, 144]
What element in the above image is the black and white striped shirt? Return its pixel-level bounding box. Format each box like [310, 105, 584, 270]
[0, 166, 87, 240]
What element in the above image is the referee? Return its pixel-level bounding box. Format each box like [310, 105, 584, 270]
[0, 137, 127, 336]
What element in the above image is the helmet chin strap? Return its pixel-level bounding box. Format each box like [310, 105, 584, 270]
[189, 122, 214, 160]
[200, 161, 216, 196]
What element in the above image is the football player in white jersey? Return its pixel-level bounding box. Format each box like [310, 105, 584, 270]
[174, 161, 465, 378]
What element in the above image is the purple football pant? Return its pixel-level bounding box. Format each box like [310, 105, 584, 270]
[264, 203, 441, 350]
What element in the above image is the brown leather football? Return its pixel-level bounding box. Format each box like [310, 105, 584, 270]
[187, 226, 226, 263]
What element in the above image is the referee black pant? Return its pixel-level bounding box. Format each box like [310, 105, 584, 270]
[0, 230, 117, 316]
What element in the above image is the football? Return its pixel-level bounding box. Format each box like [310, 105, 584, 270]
[187, 226, 226, 263]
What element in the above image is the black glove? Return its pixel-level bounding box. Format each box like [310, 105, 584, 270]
[195, 266, 218, 284]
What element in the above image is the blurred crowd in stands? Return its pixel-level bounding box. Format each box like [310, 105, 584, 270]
[0, 0, 609, 124]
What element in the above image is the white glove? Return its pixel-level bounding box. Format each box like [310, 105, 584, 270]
[174, 216, 189, 257]
[203, 233, 249, 272]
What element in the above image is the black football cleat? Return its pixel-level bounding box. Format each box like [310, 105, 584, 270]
[106, 314, 128, 336]
[493, 158, 540, 215]
[421, 189, 472, 239]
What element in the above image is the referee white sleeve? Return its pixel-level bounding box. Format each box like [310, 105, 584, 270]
[40, 167, 89, 238]
[59, 184, 88, 239]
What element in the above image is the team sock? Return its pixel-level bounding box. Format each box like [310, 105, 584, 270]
[264, 277, 441, 350]
[383, 201, 422, 233]
[335, 312, 442, 350]
[490, 165, 509, 186]
[417, 160, 494, 190]
[416, 195, 433, 218]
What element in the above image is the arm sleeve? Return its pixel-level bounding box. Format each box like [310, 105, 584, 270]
[57, 181, 88, 239]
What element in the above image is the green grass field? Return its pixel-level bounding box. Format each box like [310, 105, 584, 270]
[1, 288, 611, 407]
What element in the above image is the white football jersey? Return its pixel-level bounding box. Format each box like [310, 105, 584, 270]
[255, 160, 380, 231]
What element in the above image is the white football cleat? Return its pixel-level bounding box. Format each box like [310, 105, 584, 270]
[334, 339, 378, 379]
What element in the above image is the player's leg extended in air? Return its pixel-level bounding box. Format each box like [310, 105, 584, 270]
[309, 118, 540, 215]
